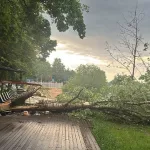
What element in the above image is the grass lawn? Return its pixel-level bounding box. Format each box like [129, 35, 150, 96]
[92, 115, 150, 150]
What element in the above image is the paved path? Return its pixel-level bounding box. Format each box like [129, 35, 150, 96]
[0, 115, 100, 150]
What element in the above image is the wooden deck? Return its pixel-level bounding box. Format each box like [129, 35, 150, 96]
[0, 115, 100, 150]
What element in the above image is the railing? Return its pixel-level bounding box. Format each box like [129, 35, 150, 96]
[28, 82, 63, 88]
[0, 80, 42, 107]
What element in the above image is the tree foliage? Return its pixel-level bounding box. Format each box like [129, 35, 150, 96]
[51, 58, 75, 82]
[139, 70, 150, 83]
[110, 74, 132, 85]
[33, 59, 52, 82]
[57, 64, 107, 103]
[52, 58, 65, 82]
[64, 64, 107, 90]
[0, 0, 87, 74]
[57, 72, 150, 123]
[29, 58, 75, 82]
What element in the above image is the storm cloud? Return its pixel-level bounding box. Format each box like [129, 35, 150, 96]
[47, 0, 150, 80]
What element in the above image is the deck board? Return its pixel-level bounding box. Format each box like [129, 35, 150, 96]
[0, 115, 100, 150]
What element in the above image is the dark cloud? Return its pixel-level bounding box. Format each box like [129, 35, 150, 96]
[83, 0, 150, 37]
[45, 0, 150, 79]
[49, 0, 150, 54]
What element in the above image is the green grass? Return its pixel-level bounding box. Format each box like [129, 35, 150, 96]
[92, 115, 150, 150]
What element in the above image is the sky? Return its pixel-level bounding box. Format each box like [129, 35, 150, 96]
[46, 0, 150, 81]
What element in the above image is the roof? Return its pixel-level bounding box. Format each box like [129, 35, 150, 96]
[0, 66, 25, 73]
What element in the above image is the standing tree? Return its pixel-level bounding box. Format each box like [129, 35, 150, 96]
[65, 64, 107, 89]
[33, 60, 52, 82]
[106, 6, 149, 79]
[63, 69, 76, 83]
[110, 74, 132, 85]
[0, 0, 88, 74]
[52, 58, 65, 82]
[57, 64, 107, 105]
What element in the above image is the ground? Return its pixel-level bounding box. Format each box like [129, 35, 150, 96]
[39, 88, 62, 99]
[26, 88, 62, 104]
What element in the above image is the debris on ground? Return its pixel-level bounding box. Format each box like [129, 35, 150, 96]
[23, 111, 30, 116]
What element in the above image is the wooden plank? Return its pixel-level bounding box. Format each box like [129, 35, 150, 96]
[25, 121, 43, 150]
[13, 122, 37, 150]
[69, 122, 75, 150]
[15, 122, 40, 150]
[75, 125, 87, 150]
[48, 118, 57, 149]
[34, 122, 45, 150]
[86, 129, 100, 150]
[71, 122, 79, 150]
[72, 122, 80, 150]
[53, 121, 61, 149]
[55, 121, 62, 150]
[7, 122, 33, 150]
[40, 121, 53, 150]
[1, 122, 32, 150]
[61, 121, 66, 150]
[0, 122, 11, 131]
[65, 120, 70, 150]
[20, 122, 40, 150]
[80, 120, 101, 150]
[0, 123, 15, 139]
[0, 123, 23, 148]
[30, 122, 46, 150]
[37, 121, 47, 150]
[36, 122, 50, 150]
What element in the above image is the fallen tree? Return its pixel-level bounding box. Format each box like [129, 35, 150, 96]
[11, 102, 150, 124]
[57, 78, 150, 124]
[11, 87, 150, 124]
[10, 66, 150, 124]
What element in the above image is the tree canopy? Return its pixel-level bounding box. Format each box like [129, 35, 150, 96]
[52, 58, 75, 82]
[64, 64, 107, 90]
[0, 0, 87, 75]
[28, 58, 75, 82]
[57, 64, 107, 103]
[110, 74, 132, 85]
[33, 59, 52, 82]
[52, 58, 65, 82]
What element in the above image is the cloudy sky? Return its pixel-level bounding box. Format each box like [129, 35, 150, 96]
[46, 0, 150, 81]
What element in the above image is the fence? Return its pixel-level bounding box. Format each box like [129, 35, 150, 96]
[28, 82, 63, 88]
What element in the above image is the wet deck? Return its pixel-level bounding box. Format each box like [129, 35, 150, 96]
[0, 115, 100, 150]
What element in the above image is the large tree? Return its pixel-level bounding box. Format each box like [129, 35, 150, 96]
[57, 64, 106, 104]
[67, 64, 107, 89]
[63, 69, 76, 83]
[32, 59, 52, 82]
[52, 58, 65, 82]
[0, 0, 88, 74]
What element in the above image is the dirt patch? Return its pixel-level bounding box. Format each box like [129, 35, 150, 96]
[49, 88, 62, 99]
[36, 88, 62, 99]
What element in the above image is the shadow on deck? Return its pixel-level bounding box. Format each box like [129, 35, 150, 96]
[0, 115, 100, 150]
